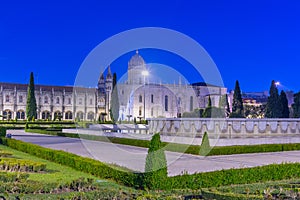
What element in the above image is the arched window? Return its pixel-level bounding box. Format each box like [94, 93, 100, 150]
[65, 111, 73, 120]
[17, 110, 25, 119]
[3, 110, 12, 120]
[165, 95, 168, 112]
[42, 111, 51, 120]
[177, 97, 181, 105]
[139, 95, 142, 103]
[76, 112, 84, 120]
[87, 112, 94, 120]
[54, 111, 62, 120]
[44, 96, 49, 104]
[151, 107, 154, 116]
[190, 96, 193, 111]
[68, 98, 71, 104]
[139, 106, 142, 116]
[56, 97, 60, 104]
[151, 94, 154, 103]
[5, 95, 9, 103]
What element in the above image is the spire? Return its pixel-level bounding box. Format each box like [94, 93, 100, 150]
[99, 72, 104, 80]
[106, 65, 112, 79]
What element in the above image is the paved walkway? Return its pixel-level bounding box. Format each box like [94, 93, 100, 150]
[7, 130, 300, 176]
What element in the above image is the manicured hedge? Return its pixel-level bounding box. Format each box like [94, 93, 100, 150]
[0, 137, 140, 188]
[201, 190, 263, 200]
[0, 172, 29, 182]
[167, 162, 300, 189]
[0, 157, 47, 172]
[0, 127, 6, 137]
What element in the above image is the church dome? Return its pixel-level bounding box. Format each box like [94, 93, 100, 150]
[128, 50, 145, 70]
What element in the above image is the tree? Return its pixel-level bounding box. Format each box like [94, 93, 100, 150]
[144, 133, 167, 189]
[219, 94, 231, 117]
[230, 80, 244, 118]
[265, 80, 281, 118]
[292, 92, 300, 118]
[203, 96, 226, 118]
[279, 90, 289, 118]
[26, 72, 37, 121]
[200, 132, 211, 156]
[110, 73, 119, 123]
[202, 96, 212, 118]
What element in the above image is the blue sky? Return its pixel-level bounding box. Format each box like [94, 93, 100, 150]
[0, 0, 299, 92]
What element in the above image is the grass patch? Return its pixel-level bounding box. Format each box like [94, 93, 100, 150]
[0, 145, 102, 184]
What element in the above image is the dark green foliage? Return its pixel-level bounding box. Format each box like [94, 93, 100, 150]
[0, 127, 6, 137]
[26, 72, 37, 121]
[168, 162, 300, 189]
[144, 133, 167, 189]
[202, 107, 226, 118]
[230, 80, 244, 118]
[279, 90, 289, 118]
[199, 132, 211, 156]
[244, 104, 266, 118]
[203, 96, 225, 118]
[265, 80, 281, 118]
[292, 92, 300, 118]
[182, 108, 203, 118]
[110, 73, 120, 123]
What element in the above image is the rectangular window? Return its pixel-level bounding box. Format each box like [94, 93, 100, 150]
[151, 94, 154, 103]
[139, 95, 142, 103]
[90, 98, 93, 105]
[19, 96, 23, 103]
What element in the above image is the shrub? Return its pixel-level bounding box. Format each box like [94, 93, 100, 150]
[0, 127, 6, 137]
[200, 132, 211, 156]
[143, 133, 168, 189]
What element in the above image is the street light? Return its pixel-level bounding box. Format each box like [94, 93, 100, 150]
[142, 70, 149, 120]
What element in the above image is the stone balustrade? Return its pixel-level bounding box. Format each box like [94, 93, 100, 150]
[147, 118, 300, 138]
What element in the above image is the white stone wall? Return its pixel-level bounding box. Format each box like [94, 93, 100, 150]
[148, 118, 300, 138]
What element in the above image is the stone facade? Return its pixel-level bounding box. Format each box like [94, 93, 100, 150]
[0, 51, 227, 121]
[0, 83, 97, 121]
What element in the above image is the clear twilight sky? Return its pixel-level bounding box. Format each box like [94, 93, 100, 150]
[0, 0, 299, 92]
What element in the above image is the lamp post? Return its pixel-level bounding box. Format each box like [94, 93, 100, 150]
[142, 70, 149, 120]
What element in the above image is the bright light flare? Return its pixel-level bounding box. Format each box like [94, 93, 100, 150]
[275, 81, 280, 86]
[142, 70, 149, 76]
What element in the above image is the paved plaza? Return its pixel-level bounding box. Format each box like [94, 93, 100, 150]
[7, 130, 300, 176]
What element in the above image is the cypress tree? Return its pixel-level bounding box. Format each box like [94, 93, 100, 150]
[230, 80, 244, 118]
[265, 80, 281, 118]
[292, 92, 300, 118]
[144, 133, 167, 189]
[110, 73, 119, 123]
[202, 96, 212, 118]
[219, 94, 231, 117]
[26, 72, 37, 121]
[200, 132, 211, 156]
[226, 94, 231, 117]
[279, 90, 289, 118]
